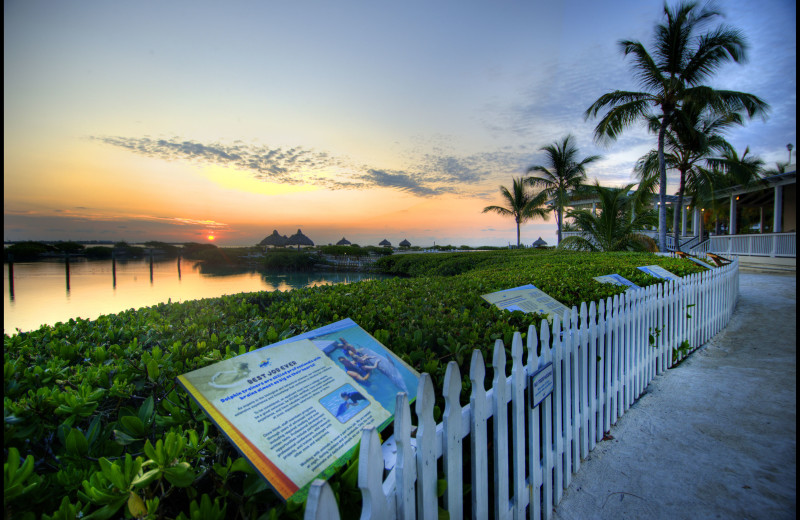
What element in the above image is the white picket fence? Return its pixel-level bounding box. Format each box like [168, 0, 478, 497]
[304, 259, 740, 520]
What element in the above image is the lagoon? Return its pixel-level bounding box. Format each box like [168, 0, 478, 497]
[3, 258, 389, 334]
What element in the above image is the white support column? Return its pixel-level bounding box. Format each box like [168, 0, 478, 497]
[693, 207, 701, 237]
[592, 202, 597, 217]
[729, 195, 737, 235]
[681, 206, 688, 237]
[774, 185, 783, 233]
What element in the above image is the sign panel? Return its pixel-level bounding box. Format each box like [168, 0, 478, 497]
[482, 284, 571, 320]
[593, 274, 640, 290]
[529, 363, 554, 408]
[684, 256, 714, 269]
[637, 265, 683, 283]
[178, 319, 419, 502]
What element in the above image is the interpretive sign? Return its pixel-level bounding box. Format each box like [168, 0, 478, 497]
[482, 284, 571, 320]
[637, 265, 683, 283]
[177, 319, 419, 502]
[684, 256, 714, 269]
[593, 274, 640, 290]
[529, 362, 554, 408]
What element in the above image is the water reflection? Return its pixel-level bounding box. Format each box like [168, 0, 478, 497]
[4, 257, 391, 333]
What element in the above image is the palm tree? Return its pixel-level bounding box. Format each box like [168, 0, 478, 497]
[686, 146, 764, 237]
[585, 1, 769, 252]
[559, 183, 658, 252]
[525, 135, 601, 245]
[483, 177, 549, 248]
[634, 100, 742, 249]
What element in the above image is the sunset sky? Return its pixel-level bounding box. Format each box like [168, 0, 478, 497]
[4, 0, 796, 247]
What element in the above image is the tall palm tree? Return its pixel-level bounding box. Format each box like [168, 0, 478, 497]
[585, 1, 769, 252]
[483, 177, 549, 248]
[525, 135, 600, 245]
[634, 100, 742, 249]
[559, 183, 658, 252]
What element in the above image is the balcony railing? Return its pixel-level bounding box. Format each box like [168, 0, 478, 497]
[560, 231, 796, 257]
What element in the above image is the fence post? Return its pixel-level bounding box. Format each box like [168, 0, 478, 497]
[540, 324, 554, 520]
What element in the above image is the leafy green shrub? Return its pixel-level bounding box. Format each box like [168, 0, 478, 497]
[263, 251, 320, 271]
[4, 241, 56, 261]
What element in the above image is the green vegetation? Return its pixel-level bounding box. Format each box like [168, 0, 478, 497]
[560, 183, 658, 252]
[262, 251, 321, 271]
[4, 250, 706, 519]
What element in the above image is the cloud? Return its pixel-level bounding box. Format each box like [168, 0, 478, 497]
[90, 135, 536, 198]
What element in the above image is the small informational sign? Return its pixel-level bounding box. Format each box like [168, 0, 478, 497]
[685, 256, 714, 269]
[529, 362, 554, 408]
[177, 319, 419, 502]
[593, 274, 640, 290]
[482, 284, 571, 320]
[637, 265, 683, 283]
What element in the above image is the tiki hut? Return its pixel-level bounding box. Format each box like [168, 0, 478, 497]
[259, 230, 288, 250]
[286, 229, 314, 250]
[532, 237, 548, 248]
[399, 239, 411, 248]
[336, 237, 351, 246]
[378, 239, 392, 247]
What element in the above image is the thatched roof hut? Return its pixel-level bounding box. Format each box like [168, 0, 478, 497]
[336, 237, 351, 246]
[532, 237, 548, 248]
[399, 239, 411, 248]
[259, 230, 288, 247]
[286, 229, 314, 248]
[378, 239, 392, 247]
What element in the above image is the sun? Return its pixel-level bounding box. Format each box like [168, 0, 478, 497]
[207, 235, 215, 241]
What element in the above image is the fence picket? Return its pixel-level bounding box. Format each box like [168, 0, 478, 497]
[415, 374, 437, 520]
[587, 302, 598, 450]
[305, 480, 341, 520]
[550, 315, 565, 502]
[492, 340, 511, 519]
[511, 333, 527, 520]
[359, 427, 391, 520]
[540, 324, 554, 520]
[526, 324, 542, 520]
[443, 362, 463, 520]
[469, 350, 489, 520]
[395, 393, 415, 520]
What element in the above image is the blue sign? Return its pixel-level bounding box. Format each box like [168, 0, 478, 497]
[529, 363, 554, 408]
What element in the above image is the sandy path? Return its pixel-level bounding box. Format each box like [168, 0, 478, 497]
[552, 271, 796, 520]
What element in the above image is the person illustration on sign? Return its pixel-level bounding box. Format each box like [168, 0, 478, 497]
[337, 356, 377, 383]
[335, 390, 367, 417]
[338, 338, 409, 393]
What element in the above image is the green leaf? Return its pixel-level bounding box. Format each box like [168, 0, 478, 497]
[138, 396, 154, 424]
[66, 428, 89, 457]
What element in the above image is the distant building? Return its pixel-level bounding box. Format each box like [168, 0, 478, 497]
[399, 239, 411, 248]
[336, 237, 351, 246]
[379, 239, 392, 247]
[532, 237, 548, 248]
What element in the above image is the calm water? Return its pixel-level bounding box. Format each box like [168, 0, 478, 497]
[3, 258, 389, 334]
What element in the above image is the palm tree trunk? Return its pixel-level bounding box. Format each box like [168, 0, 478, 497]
[557, 207, 563, 245]
[657, 120, 669, 252]
[673, 171, 686, 252]
[516, 217, 521, 248]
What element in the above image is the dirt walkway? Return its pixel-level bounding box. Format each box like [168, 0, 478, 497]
[553, 271, 796, 520]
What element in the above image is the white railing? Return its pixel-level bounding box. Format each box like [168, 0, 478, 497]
[690, 232, 796, 257]
[305, 260, 740, 520]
